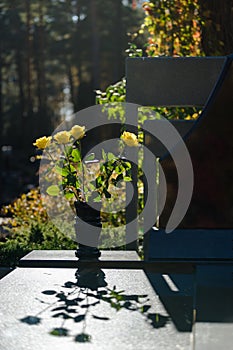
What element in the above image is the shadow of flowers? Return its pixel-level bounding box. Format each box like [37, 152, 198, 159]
[20, 267, 170, 343]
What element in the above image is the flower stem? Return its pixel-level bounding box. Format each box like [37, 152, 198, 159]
[78, 141, 86, 201]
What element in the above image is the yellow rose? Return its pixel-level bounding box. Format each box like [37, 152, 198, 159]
[33, 136, 51, 149]
[54, 131, 70, 144]
[70, 125, 85, 140]
[192, 113, 199, 119]
[121, 131, 139, 147]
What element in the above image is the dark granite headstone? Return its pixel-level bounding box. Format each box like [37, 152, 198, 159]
[126, 57, 225, 106]
[159, 55, 233, 229]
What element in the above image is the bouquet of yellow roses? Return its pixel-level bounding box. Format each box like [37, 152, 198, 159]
[33, 126, 139, 205]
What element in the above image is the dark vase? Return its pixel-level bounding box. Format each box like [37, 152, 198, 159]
[74, 201, 102, 260]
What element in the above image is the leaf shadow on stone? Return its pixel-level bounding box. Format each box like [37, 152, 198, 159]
[20, 316, 41, 325]
[19, 266, 170, 343]
[50, 327, 69, 337]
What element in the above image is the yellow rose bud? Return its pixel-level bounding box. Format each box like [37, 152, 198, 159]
[54, 131, 70, 144]
[192, 113, 199, 119]
[70, 125, 85, 140]
[121, 131, 139, 147]
[33, 136, 51, 149]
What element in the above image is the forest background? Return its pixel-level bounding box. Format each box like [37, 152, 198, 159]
[0, 0, 233, 205]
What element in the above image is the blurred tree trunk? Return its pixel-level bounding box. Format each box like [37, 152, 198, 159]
[13, 6, 27, 146]
[113, 0, 123, 81]
[68, 66, 76, 112]
[34, 0, 50, 135]
[73, 0, 85, 111]
[0, 54, 3, 142]
[73, 0, 83, 111]
[26, 0, 33, 116]
[37, 0, 47, 113]
[76, 0, 83, 86]
[90, 0, 100, 89]
[0, 14, 3, 139]
[16, 49, 26, 124]
[199, 0, 233, 55]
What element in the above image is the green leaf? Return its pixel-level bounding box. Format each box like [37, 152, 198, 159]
[107, 152, 115, 161]
[85, 153, 95, 161]
[123, 176, 132, 182]
[75, 180, 81, 188]
[102, 149, 107, 161]
[71, 148, 81, 162]
[64, 192, 75, 199]
[55, 165, 69, 176]
[69, 164, 77, 173]
[124, 161, 131, 169]
[115, 165, 121, 174]
[89, 182, 96, 191]
[64, 146, 72, 156]
[84, 185, 89, 193]
[96, 175, 104, 188]
[110, 301, 121, 311]
[93, 194, 101, 202]
[46, 185, 60, 196]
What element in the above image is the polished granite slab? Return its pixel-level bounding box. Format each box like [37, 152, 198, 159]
[20, 250, 140, 262]
[0, 266, 192, 350]
[1, 251, 232, 349]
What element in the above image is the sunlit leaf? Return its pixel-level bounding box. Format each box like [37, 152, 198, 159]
[93, 194, 101, 202]
[55, 165, 69, 176]
[107, 152, 115, 161]
[102, 149, 107, 161]
[85, 153, 95, 161]
[123, 176, 132, 182]
[64, 192, 75, 199]
[46, 185, 60, 196]
[71, 148, 81, 162]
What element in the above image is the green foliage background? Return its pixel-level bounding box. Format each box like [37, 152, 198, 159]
[0, 189, 76, 266]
